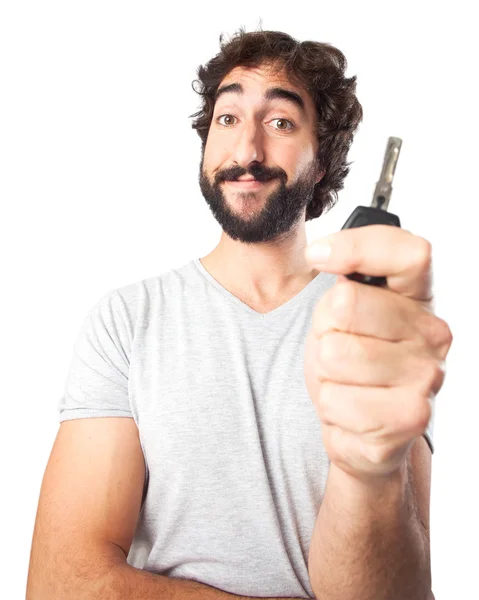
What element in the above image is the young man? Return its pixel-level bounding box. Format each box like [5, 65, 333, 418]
[27, 28, 450, 599]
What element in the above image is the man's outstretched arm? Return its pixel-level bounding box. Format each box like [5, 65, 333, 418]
[308, 450, 433, 600]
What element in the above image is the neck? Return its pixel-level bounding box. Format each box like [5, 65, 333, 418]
[200, 227, 319, 305]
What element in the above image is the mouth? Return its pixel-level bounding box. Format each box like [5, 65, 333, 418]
[225, 178, 274, 189]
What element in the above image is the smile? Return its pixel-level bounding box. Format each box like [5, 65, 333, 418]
[225, 179, 273, 189]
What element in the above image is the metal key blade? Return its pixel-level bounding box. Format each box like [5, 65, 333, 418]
[371, 136, 402, 211]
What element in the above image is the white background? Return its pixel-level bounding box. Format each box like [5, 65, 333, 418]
[1, 1, 477, 598]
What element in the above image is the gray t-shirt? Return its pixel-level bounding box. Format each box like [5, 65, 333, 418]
[58, 258, 434, 599]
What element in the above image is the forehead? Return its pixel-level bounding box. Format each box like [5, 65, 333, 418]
[219, 64, 304, 96]
[221, 63, 292, 85]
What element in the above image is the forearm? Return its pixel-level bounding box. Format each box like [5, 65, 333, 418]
[97, 562, 301, 600]
[28, 542, 300, 600]
[308, 459, 432, 600]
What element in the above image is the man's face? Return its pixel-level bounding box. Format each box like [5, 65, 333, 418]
[199, 63, 322, 244]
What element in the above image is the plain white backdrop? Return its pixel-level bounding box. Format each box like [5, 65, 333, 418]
[1, 1, 477, 598]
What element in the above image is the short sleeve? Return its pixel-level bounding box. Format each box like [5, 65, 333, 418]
[58, 290, 133, 422]
[422, 397, 435, 454]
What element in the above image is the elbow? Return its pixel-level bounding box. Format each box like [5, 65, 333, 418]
[26, 542, 126, 600]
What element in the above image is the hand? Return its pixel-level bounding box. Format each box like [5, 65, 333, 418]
[303, 225, 453, 483]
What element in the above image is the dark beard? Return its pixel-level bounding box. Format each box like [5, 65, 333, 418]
[198, 157, 319, 245]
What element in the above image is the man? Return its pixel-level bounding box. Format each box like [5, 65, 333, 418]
[27, 28, 451, 599]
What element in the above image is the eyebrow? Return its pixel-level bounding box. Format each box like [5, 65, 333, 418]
[214, 82, 306, 115]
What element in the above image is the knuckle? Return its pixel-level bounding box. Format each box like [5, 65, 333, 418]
[438, 319, 454, 355]
[414, 237, 433, 272]
[433, 318, 454, 357]
[419, 360, 445, 396]
[405, 391, 432, 432]
[419, 314, 453, 355]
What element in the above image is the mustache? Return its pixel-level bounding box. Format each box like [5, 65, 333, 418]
[217, 165, 286, 184]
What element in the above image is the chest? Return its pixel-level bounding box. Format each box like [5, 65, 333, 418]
[129, 318, 328, 491]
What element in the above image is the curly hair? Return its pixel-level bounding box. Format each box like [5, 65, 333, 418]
[189, 26, 363, 221]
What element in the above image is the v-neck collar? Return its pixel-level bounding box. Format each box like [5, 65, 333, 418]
[192, 258, 325, 318]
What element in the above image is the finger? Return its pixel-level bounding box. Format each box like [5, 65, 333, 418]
[313, 331, 446, 390]
[305, 225, 433, 301]
[315, 381, 432, 440]
[312, 277, 452, 358]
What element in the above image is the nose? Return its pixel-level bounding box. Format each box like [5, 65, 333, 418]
[230, 121, 265, 168]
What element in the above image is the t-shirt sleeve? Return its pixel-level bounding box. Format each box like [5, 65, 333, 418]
[422, 399, 435, 454]
[58, 290, 133, 422]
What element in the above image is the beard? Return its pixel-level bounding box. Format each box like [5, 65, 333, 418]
[198, 152, 319, 244]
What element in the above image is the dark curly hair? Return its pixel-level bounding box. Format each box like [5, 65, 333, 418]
[189, 26, 363, 221]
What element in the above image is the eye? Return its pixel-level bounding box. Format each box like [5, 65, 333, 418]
[271, 118, 295, 131]
[216, 114, 236, 126]
[215, 114, 295, 131]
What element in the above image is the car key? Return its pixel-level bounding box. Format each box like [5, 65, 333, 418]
[341, 136, 402, 287]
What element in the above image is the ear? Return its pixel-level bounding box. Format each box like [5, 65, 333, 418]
[315, 168, 325, 186]
[312, 156, 325, 185]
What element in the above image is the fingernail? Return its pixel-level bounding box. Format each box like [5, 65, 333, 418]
[306, 242, 331, 264]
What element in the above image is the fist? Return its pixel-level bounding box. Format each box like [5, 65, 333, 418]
[303, 225, 453, 482]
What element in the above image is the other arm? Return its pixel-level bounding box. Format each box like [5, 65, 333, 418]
[26, 418, 300, 600]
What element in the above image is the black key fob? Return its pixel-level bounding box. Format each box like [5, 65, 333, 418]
[341, 137, 403, 287]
